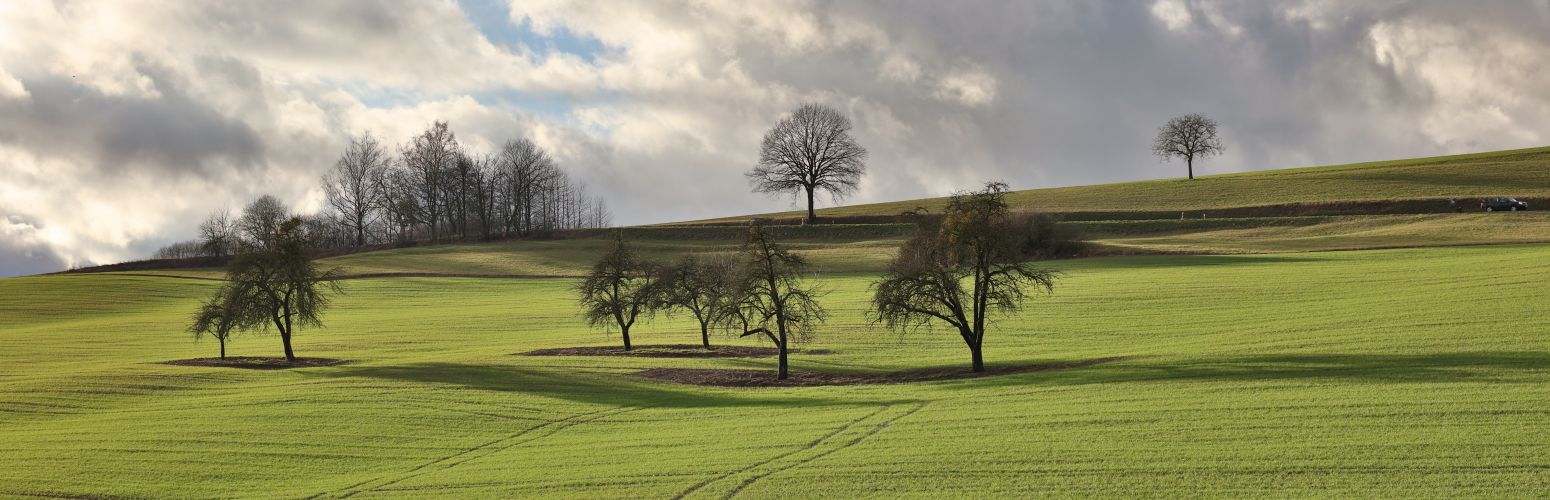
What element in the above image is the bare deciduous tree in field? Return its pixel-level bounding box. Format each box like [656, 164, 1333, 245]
[323, 132, 390, 246]
[468, 153, 502, 239]
[1152, 113, 1224, 180]
[197, 210, 236, 258]
[577, 236, 658, 350]
[871, 182, 1060, 373]
[748, 103, 868, 224]
[190, 197, 343, 362]
[652, 255, 738, 349]
[237, 195, 290, 250]
[401, 121, 459, 243]
[729, 224, 826, 379]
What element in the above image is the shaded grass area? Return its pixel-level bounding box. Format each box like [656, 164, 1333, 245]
[521, 344, 790, 358]
[2, 245, 1549, 496]
[636, 357, 1124, 387]
[157, 357, 351, 369]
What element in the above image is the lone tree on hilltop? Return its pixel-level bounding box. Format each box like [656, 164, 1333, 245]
[727, 224, 827, 380]
[188, 196, 343, 362]
[652, 255, 738, 349]
[870, 182, 1060, 373]
[1152, 113, 1224, 180]
[323, 131, 390, 246]
[748, 103, 868, 224]
[577, 235, 658, 350]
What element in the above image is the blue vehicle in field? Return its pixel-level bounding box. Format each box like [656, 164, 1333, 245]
[1480, 197, 1528, 212]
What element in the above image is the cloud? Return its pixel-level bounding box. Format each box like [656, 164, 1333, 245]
[0, 64, 26, 99]
[3, 0, 1550, 276]
[1151, 0, 1194, 31]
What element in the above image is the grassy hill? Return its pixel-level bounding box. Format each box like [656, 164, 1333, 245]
[686, 146, 1550, 223]
[2, 245, 1549, 496]
[7, 146, 1550, 497]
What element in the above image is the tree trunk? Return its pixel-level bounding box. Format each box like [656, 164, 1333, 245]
[1187, 157, 1194, 180]
[281, 330, 295, 362]
[620, 325, 632, 351]
[281, 304, 296, 362]
[219, 339, 226, 359]
[777, 341, 789, 380]
[804, 186, 817, 224]
[700, 322, 711, 349]
[970, 342, 984, 373]
[356, 225, 365, 247]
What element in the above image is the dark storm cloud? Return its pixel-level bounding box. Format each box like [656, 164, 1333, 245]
[0, 69, 263, 179]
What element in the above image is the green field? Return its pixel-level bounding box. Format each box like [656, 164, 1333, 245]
[4, 242, 1549, 497]
[8, 145, 1550, 497]
[686, 146, 1550, 222]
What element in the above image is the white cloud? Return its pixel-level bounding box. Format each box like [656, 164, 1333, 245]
[1151, 0, 1194, 31]
[4, 0, 1550, 276]
[935, 69, 998, 107]
[0, 64, 26, 99]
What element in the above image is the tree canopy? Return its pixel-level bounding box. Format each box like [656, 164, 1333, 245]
[871, 182, 1060, 372]
[1152, 113, 1225, 180]
[748, 103, 868, 223]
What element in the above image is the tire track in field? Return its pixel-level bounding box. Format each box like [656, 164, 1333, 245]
[673, 402, 926, 500]
[720, 401, 926, 499]
[313, 405, 642, 499]
[671, 405, 891, 499]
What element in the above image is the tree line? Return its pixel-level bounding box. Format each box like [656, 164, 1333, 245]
[156, 121, 610, 259]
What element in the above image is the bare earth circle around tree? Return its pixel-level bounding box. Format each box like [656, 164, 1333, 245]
[520, 344, 829, 358]
[157, 357, 352, 370]
[635, 357, 1126, 387]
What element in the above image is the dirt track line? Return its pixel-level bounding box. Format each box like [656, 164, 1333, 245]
[721, 401, 927, 500]
[314, 406, 640, 499]
[673, 403, 902, 500]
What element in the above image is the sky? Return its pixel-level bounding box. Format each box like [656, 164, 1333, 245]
[2, 0, 1549, 277]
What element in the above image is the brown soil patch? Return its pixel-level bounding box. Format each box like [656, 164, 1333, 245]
[635, 357, 1125, 387]
[521, 344, 829, 358]
[158, 357, 352, 369]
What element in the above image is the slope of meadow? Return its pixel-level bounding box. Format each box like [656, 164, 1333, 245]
[686, 146, 1550, 222]
[3, 245, 1549, 497]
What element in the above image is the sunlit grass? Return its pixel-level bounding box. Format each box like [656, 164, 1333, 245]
[3, 244, 1549, 497]
[686, 145, 1550, 222]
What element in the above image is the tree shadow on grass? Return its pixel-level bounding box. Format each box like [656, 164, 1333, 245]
[310, 362, 892, 409]
[963, 351, 1550, 389]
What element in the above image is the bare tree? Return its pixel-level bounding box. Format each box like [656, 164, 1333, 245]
[446, 151, 478, 240]
[401, 121, 459, 242]
[748, 103, 868, 223]
[497, 138, 554, 236]
[871, 182, 1060, 372]
[323, 132, 390, 246]
[237, 195, 289, 250]
[381, 167, 421, 243]
[1152, 113, 1224, 180]
[197, 210, 236, 258]
[576, 236, 658, 350]
[652, 255, 737, 349]
[728, 224, 826, 379]
[469, 153, 502, 239]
